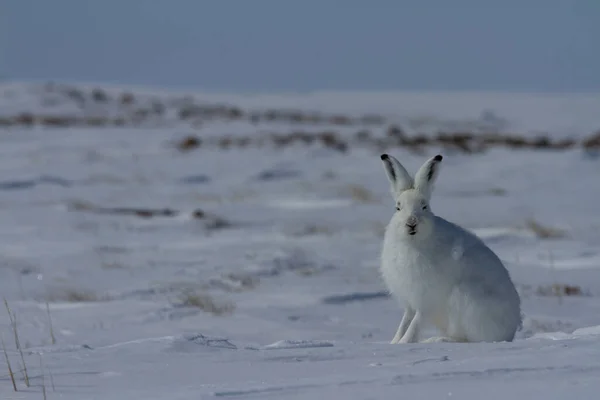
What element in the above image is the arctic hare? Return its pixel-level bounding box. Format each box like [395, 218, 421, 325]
[379, 153, 521, 344]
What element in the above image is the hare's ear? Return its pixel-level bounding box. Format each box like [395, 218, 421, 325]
[414, 154, 443, 199]
[380, 154, 413, 196]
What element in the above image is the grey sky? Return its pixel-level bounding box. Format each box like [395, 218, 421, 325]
[4, 0, 599, 93]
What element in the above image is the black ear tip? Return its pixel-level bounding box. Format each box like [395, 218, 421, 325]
[434, 154, 443, 162]
[380, 154, 389, 161]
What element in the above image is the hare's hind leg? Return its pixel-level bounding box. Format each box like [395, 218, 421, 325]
[391, 306, 415, 344]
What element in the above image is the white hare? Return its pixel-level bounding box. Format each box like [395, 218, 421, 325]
[379, 153, 521, 344]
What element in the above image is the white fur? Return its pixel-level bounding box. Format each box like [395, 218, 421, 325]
[379, 153, 522, 344]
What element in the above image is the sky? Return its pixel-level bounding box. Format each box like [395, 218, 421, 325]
[3, 0, 599, 93]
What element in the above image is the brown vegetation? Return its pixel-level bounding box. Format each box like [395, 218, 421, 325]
[2, 84, 599, 155]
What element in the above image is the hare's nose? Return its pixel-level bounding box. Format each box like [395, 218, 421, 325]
[406, 216, 418, 228]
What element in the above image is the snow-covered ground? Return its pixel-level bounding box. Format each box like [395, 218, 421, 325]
[1, 83, 600, 399]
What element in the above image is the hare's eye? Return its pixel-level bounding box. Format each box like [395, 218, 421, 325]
[422, 205, 428, 210]
[395, 205, 401, 211]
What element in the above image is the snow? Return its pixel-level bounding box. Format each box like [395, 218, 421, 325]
[1, 82, 600, 399]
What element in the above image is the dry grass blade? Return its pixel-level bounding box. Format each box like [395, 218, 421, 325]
[1, 334, 18, 391]
[46, 302, 56, 345]
[4, 299, 30, 387]
[50, 367, 56, 392]
[13, 313, 30, 387]
[3, 298, 19, 349]
[39, 354, 47, 400]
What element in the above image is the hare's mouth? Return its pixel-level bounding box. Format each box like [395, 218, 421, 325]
[406, 225, 418, 235]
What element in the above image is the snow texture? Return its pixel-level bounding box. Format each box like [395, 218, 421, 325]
[1, 82, 600, 399]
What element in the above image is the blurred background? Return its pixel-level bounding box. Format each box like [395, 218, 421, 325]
[4, 0, 600, 93]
